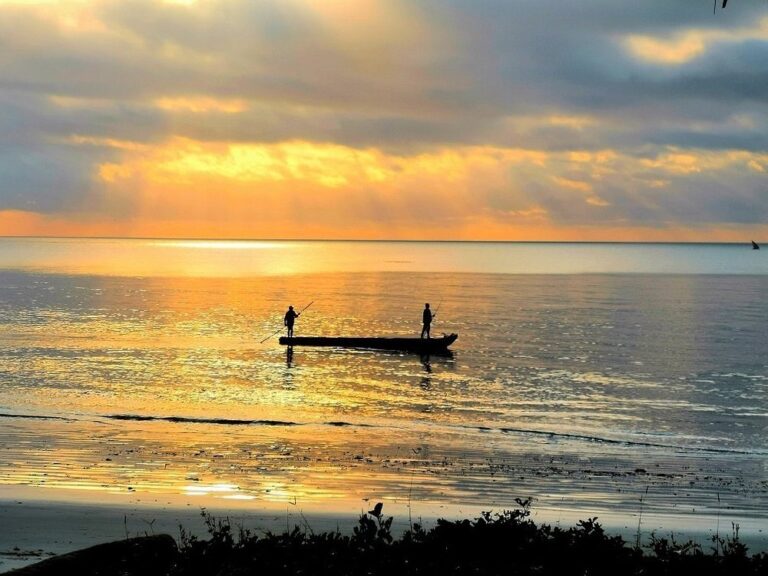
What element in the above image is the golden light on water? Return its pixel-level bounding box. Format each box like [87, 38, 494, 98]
[260, 483, 296, 503]
[1, 253, 767, 540]
[184, 483, 243, 497]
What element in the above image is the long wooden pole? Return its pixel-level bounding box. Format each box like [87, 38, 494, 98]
[432, 300, 443, 321]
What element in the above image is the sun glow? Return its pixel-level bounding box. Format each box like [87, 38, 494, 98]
[152, 240, 287, 250]
[0, 135, 764, 241]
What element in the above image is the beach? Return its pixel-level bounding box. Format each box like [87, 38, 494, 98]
[2, 437, 766, 571]
[1, 239, 767, 571]
[2, 439, 766, 572]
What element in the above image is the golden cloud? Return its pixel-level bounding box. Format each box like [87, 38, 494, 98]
[153, 97, 248, 114]
[625, 33, 706, 65]
[553, 176, 593, 194]
[5, 135, 757, 241]
[90, 138, 555, 191]
[640, 148, 768, 175]
[624, 17, 768, 66]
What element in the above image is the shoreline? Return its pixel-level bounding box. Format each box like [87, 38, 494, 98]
[2, 411, 767, 572]
[2, 484, 767, 573]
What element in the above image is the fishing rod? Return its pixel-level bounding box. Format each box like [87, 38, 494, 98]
[259, 300, 315, 344]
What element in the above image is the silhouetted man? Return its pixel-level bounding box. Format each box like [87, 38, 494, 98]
[421, 303, 433, 339]
[284, 305, 300, 337]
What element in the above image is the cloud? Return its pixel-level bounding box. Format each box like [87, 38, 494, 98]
[624, 17, 768, 66]
[0, 0, 767, 240]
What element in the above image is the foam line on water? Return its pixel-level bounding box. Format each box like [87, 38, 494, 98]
[0, 412, 73, 422]
[1, 411, 760, 456]
[494, 425, 762, 456]
[104, 414, 375, 428]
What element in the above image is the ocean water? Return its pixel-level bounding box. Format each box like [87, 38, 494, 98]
[0, 239, 766, 539]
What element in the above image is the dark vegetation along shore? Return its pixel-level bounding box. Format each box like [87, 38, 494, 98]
[8, 502, 767, 576]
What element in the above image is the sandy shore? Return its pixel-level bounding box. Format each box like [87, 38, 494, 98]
[2, 480, 767, 573]
[0, 486, 370, 573]
[2, 412, 767, 572]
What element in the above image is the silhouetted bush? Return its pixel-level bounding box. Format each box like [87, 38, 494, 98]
[172, 500, 768, 576]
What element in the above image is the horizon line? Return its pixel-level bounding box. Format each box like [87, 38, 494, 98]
[0, 234, 759, 246]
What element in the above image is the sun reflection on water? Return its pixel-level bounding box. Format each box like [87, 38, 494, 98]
[4, 238, 767, 278]
[1, 243, 767, 531]
[184, 483, 243, 497]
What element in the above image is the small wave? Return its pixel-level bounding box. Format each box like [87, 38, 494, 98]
[105, 414, 369, 428]
[495, 426, 758, 455]
[107, 414, 299, 426]
[0, 412, 72, 421]
[5, 410, 761, 456]
[326, 421, 372, 427]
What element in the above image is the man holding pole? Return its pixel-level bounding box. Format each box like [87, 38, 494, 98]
[421, 303, 433, 339]
[284, 305, 300, 337]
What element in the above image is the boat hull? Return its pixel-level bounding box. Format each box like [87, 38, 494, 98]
[279, 333, 458, 353]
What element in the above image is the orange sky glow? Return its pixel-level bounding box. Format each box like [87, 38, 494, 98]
[1, 0, 767, 241]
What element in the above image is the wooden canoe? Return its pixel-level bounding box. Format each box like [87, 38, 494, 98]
[279, 333, 458, 354]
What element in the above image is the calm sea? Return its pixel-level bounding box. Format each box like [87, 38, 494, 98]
[1, 238, 766, 540]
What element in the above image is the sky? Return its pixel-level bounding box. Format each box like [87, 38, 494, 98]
[0, 0, 767, 241]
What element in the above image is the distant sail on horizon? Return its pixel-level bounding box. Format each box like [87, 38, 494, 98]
[752, 240, 760, 250]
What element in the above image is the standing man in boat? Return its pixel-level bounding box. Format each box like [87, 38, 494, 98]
[284, 305, 300, 338]
[421, 303, 433, 339]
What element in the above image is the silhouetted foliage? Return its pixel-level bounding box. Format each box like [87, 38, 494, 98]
[172, 502, 768, 576]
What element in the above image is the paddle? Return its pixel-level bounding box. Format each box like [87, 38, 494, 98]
[259, 300, 315, 344]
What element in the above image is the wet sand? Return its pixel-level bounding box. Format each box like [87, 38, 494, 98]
[0, 487, 363, 573]
[1, 413, 767, 571]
